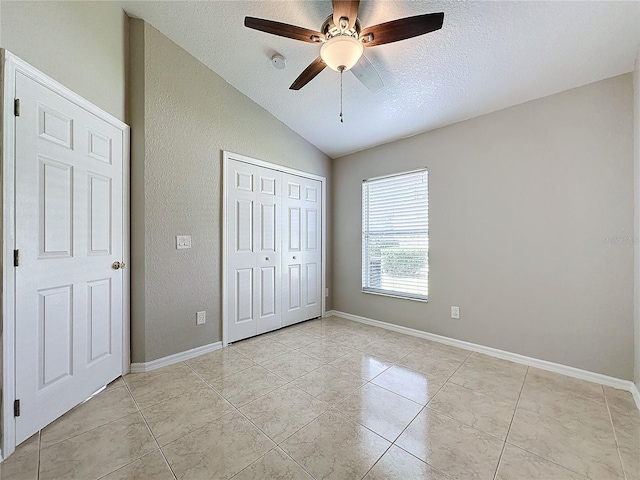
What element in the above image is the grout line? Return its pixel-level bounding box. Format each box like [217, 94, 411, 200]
[391, 443, 456, 479]
[272, 447, 318, 480]
[424, 351, 470, 406]
[84, 379, 169, 480]
[184, 362, 318, 480]
[492, 366, 528, 480]
[360, 352, 470, 479]
[183, 360, 285, 401]
[357, 393, 426, 478]
[501, 442, 593, 479]
[120, 380, 155, 437]
[368, 382, 416, 403]
[35, 383, 138, 449]
[493, 377, 607, 480]
[420, 382, 521, 443]
[159, 451, 179, 480]
[359, 442, 394, 479]
[271, 410, 335, 480]
[37, 430, 41, 480]
[121, 376, 178, 480]
[417, 405, 510, 444]
[604, 385, 629, 480]
[94, 450, 176, 480]
[227, 451, 269, 480]
[124, 363, 219, 410]
[272, 401, 332, 447]
[409, 356, 512, 440]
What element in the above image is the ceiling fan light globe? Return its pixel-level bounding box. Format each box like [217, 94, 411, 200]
[320, 35, 364, 72]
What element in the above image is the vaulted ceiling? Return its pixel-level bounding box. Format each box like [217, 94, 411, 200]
[121, 1, 640, 158]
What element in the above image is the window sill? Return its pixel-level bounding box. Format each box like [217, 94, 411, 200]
[362, 289, 429, 303]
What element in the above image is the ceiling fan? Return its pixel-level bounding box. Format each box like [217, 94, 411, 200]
[244, 0, 444, 92]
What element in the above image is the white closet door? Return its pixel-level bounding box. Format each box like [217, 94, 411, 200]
[226, 160, 282, 342]
[14, 72, 125, 443]
[281, 173, 322, 327]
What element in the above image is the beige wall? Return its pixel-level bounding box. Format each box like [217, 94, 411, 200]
[0, 1, 128, 122]
[333, 74, 635, 380]
[634, 49, 640, 389]
[129, 21, 332, 363]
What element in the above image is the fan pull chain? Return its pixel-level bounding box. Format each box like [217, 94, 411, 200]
[340, 66, 344, 123]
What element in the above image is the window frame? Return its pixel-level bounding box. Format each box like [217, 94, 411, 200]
[361, 168, 429, 303]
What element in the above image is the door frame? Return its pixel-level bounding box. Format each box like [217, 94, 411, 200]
[222, 151, 327, 347]
[0, 50, 131, 460]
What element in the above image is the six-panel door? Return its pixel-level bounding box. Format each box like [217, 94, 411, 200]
[14, 72, 124, 443]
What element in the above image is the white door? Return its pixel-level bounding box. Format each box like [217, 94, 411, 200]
[226, 159, 282, 343]
[281, 173, 322, 327]
[14, 72, 125, 443]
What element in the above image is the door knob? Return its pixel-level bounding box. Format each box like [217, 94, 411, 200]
[112, 261, 126, 270]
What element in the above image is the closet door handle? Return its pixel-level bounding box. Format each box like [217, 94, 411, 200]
[293, 256, 297, 259]
[265, 257, 270, 261]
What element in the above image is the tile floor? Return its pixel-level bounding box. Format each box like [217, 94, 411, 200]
[3, 316, 639, 480]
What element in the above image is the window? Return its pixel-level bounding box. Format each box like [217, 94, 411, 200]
[362, 169, 428, 301]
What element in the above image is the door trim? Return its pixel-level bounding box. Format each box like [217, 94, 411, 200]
[222, 151, 327, 347]
[0, 50, 130, 460]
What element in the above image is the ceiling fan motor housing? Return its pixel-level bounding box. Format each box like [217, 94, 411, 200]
[321, 15, 361, 40]
[319, 15, 364, 72]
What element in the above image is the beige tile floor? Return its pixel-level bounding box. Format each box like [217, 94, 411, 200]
[3, 316, 639, 480]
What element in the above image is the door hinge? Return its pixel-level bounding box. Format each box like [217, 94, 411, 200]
[13, 249, 19, 267]
[14, 98, 20, 117]
[14, 399, 20, 417]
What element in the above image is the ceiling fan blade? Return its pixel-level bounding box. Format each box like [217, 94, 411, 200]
[350, 55, 383, 92]
[360, 12, 444, 47]
[333, 0, 360, 30]
[244, 17, 323, 43]
[290, 57, 326, 90]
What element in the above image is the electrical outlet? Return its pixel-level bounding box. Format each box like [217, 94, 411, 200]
[325, 288, 329, 297]
[451, 306, 460, 319]
[196, 311, 206, 325]
[176, 235, 192, 249]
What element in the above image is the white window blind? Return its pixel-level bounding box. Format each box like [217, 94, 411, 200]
[362, 169, 428, 301]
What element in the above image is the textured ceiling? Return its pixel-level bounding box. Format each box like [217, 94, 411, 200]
[121, 1, 640, 158]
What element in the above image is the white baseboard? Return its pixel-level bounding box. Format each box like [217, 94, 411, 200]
[326, 310, 640, 412]
[631, 383, 640, 411]
[130, 342, 222, 373]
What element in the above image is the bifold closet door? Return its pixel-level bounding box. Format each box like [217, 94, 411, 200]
[226, 160, 282, 343]
[281, 173, 322, 327]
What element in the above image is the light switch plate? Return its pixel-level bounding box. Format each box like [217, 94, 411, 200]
[176, 235, 192, 249]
